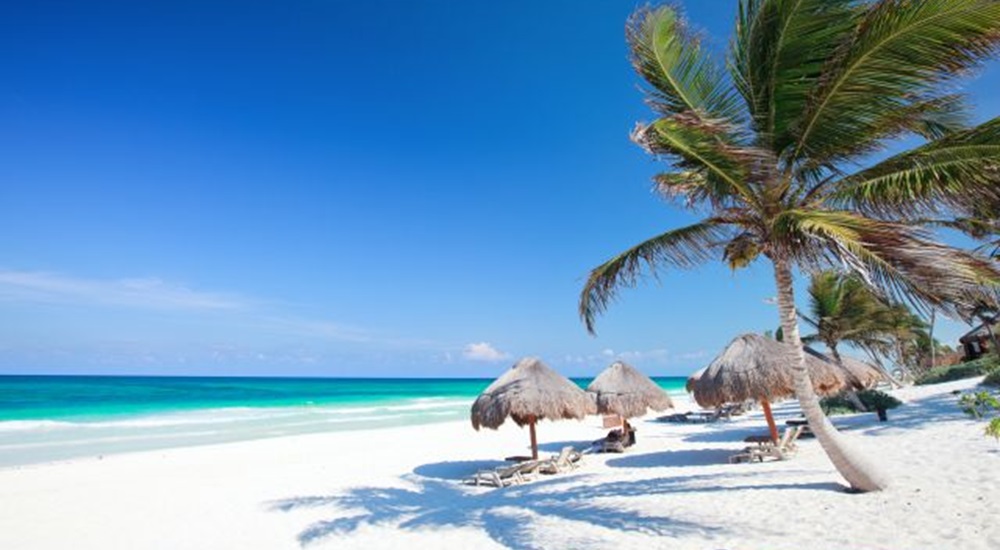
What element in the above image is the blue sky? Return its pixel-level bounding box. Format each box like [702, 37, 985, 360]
[1, 1, 998, 377]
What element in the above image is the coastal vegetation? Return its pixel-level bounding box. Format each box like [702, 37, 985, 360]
[958, 389, 1000, 441]
[915, 356, 1000, 385]
[580, 0, 1000, 492]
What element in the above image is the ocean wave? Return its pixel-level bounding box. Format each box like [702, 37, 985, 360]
[0, 420, 78, 432]
[316, 399, 469, 416]
[0, 404, 468, 436]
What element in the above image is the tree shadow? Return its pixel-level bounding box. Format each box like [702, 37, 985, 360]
[605, 448, 735, 468]
[537, 439, 596, 453]
[269, 458, 863, 548]
[413, 460, 507, 481]
[836, 392, 970, 434]
[270, 473, 727, 548]
[680, 424, 759, 444]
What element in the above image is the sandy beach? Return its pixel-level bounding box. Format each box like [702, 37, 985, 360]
[1, 377, 997, 550]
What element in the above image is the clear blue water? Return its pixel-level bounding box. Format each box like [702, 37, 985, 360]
[0, 375, 687, 468]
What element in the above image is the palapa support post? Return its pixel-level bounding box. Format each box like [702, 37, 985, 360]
[528, 416, 538, 460]
[760, 400, 779, 443]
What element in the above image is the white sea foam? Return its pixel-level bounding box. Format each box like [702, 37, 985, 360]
[0, 394, 475, 468]
[0, 420, 78, 432]
[0, 430, 223, 450]
[0, 398, 469, 436]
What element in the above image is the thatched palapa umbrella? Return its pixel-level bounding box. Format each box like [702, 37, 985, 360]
[692, 334, 847, 443]
[686, 367, 706, 393]
[586, 361, 674, 419]
[838, 356, 885, 389]
[803, 347, 886, 389]
[471, 357, 596, 459]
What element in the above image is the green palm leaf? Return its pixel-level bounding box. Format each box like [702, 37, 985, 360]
[731, 0, 858, 149]
[627, 6, 743, 124]
[787, 0, 1000, 169]
[782, 210, 1000, 316]
[829, 116, 1000, 216]
[580, 220, 732, 333]
[632, 114, 770, 205]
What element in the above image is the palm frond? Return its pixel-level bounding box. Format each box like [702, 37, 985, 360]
[632, 113, 775, 207]
[730, 0, 858, 149]
[786, 0, 1000, 170]
[627, 5, 744, 125]
[826, 116, 1000, 216]
[779, 210, 1000, 318]
[580, 220, 733, 334]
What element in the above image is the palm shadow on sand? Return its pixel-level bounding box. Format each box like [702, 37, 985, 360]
[605, 448, 735, 468]
[269, 465, 851, 548]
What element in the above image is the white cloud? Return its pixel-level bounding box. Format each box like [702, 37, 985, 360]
[677, 350, 710, 361]
[0, 269, 244, 311]
[462, 342, 510, 362]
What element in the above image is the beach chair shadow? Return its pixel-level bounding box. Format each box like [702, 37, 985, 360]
[606, 448, 735, 469]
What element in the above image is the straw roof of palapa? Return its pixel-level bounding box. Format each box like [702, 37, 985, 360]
[686, 367, 706, 393]
[692, 334, 847, 409]
[839, 356, 885, 389]
[804, 347, 886, 389]
[586, 361, 674, 418]
[471, 357, 596, 430]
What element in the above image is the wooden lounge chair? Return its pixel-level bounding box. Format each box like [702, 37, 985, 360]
[465, 460, 542, 487]
[538, 446, 582, 474]
[728, 425, 804, 464]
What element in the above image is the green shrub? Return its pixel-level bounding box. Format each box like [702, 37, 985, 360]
[983, 369, 1000, 387]
[915, 356, 1000, 385]
[819, 394, 856, 416]
[959, 391, 1000, 419]
[857, 389, 902, 411]
[820, 389, 901, 415]
[987, 418, 1000, 441]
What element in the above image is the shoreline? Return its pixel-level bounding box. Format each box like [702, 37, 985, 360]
[2, 378, 998, 549]
[0, 375, 687, 469]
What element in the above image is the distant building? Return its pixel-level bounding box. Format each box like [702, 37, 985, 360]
[960, 318, 998, 360]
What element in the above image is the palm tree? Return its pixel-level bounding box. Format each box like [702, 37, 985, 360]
[800, 270, 910, 391]
[881, 304, 932, 374]
[801, 271, 896, 366]
[580, 1, 1000, 492]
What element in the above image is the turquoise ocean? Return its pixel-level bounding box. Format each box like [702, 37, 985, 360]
[0, 375, 687, 468]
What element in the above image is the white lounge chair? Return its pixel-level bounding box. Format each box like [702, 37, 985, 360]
[465, 460, 542, 488]
[729, 425, 804, 464]
[539, 446, 582, 474]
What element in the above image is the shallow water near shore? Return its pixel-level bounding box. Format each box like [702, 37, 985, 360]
[0, 375, 687, 467]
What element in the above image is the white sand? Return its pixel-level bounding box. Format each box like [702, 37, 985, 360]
[1, 378, 998, 550]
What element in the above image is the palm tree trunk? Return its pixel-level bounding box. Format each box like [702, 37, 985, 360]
[772, 258, 888, 492]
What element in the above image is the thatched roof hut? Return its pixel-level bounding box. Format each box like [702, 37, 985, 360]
[693, 334, 846, 408]
[686, 367, 706, 393]
[804, 347, 885, 389]
[836, 356, 885, 389]
[471, 357, 595, 459]
[586, 361, 674, 419]
[693, 334, 847, 442]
